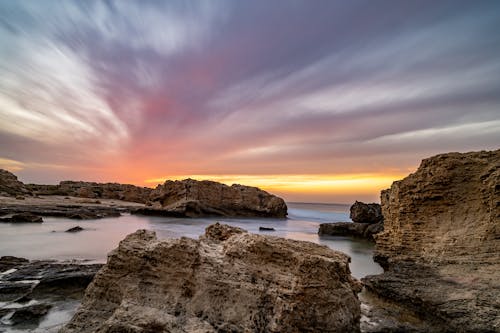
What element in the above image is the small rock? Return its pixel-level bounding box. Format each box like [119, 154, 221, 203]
[66, 226, 84, 233]
[15, 195, 25, 200]
[0, 213, 43, 223]
[259, 226, 275, 231]
[319, 222, 369, 238]
[10, 303, 52, 325]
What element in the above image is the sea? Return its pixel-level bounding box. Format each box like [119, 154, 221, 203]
[0, 202, 382, 279]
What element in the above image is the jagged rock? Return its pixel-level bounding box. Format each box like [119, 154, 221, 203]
[0, 169, 29, 196]
[61, 223, 361, 333]
[0, 212, 43, 223]
[0, 256, 29, 272]
[145, 179, 288, 218]
[66, 226, 84, 233]
[363, 149, 500, 332]
[350, 201, 383, 224]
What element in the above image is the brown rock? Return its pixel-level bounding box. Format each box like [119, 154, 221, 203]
[0, 212, 43, 223]
[318, 222, 369, 237]
[363, 149, 500, 332]
[61, 223, 361, 333]
[0, 169, 29, 196]
[147, 179, 287, 218]
[349, 201, 383, 224]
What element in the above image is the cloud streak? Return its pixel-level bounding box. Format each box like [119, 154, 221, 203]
[1, 0, 499, 202]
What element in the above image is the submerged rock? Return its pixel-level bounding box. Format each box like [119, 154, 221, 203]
[259, 226, 275, 231]
[10, 303, 52, 325]
[143, 179, 288, 218]
[319, 222, 369, 237]
[66, 226, 84, 233]
[363, 149, 500, 332]
[61, 223, 361, 333]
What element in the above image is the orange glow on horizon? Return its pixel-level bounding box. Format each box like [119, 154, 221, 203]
[144, 173, 407, 203]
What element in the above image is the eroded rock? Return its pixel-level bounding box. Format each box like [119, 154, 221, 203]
[142, 179, 288, 218]
[363, 149, 500, 332]
[350, 201, 383, 224]
[0, 169, 30, 196]
[61, 223, 361, 333]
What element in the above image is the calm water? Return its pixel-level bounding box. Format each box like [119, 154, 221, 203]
[0, 202, 382, 278]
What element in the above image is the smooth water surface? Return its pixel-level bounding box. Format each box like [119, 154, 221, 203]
[0, 202, 382, 278]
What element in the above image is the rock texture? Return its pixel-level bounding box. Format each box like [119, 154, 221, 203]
[318, 202, 384, 241]
[0, 256, 102, 331]
[0, 169, 30, 196]
[27, 181, 153, 203]
[350, 201, 383, 224]
[141, 179, 288, 218]
[61, 223, 361, 333]
[363, 149, 500, 332]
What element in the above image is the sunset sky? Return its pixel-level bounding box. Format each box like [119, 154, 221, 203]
[1, 1, 499, 203]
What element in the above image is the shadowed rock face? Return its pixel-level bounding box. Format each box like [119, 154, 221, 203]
[146, 179, 288, 218]
[349, 201, 383, 224]
[0, 169, 30, 196]
[61, 223, 361, 333]
[363, 149, 500, 332]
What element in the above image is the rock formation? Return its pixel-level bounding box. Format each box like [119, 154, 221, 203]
[61, 223, 361, 333]
[0, 169, 30, 196]
[363, 149, 500, 332]
[318, 201, 384, 240]
[349, 201, 383, 224]
[0, 256, 102, 331]
[2, 170, 288, 218]
[139, 178, 288, 218]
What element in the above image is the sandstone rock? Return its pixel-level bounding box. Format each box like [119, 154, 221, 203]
[363, 149, 500, 332]
[0, 169, 29, 196]
[349, 201, 383, 224]
[146, 179, 288, 218]
[61, 223, 361, 333]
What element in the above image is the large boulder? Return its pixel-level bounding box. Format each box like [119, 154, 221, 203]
[61, 223, 361, 333]
[363, 149, 500, 332]
[349, 201, 383, 224]
[0, 169, 29, 197]
[144, 179, 288, 218]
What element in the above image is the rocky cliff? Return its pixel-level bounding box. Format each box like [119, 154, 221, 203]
[142, 178, 288, 218]
[61, 223, 361, 333]
[363, 149, 500, 332]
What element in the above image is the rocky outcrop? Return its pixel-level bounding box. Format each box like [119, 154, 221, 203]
[363, 149, 500, 332]
[0, 169, 30, 196]
[350, 201, 383, 224]
[142, 179, 288, 218]
[318, 202, 384, 241]
[61, 223, 361, 333]
[0, 256, 102, 331]
[0, 212, 43, 223]
[27, 181, 153, 203]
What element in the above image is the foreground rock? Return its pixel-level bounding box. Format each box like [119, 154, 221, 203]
[62, 223, 361, 333]
[363, 149, 500, 332]
[138, 179, 288, 218]
[0, 256, 102, 331]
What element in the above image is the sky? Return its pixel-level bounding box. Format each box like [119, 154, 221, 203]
[0, 1, 499, 203]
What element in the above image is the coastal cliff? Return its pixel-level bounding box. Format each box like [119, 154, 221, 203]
[363, 149, 500, 332]
[61, 223, 361, 333]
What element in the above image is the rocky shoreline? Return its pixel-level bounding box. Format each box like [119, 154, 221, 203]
[1, 149, 498, 332]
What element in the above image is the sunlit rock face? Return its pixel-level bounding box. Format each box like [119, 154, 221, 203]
[364, 149, 500, 332]
[61, 223, 361, 333]
[145, 178, 288, 218]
